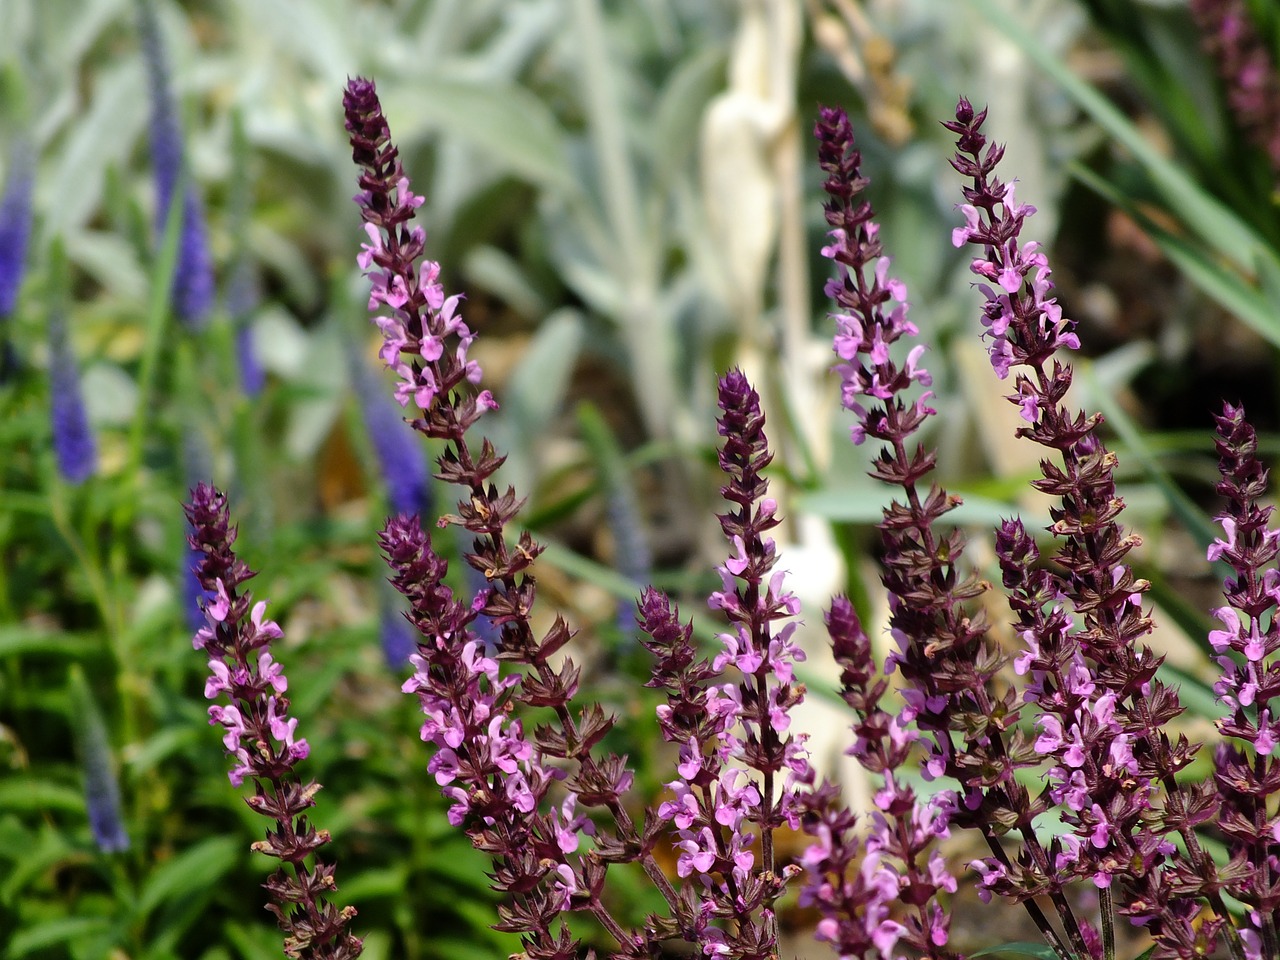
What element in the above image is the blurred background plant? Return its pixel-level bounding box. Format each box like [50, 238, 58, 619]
[2, 0, 1280, 957]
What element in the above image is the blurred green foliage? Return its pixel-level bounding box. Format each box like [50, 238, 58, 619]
[3, 0, 1280, 956]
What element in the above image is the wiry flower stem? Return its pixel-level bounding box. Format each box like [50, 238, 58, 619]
[185, 483, 362, 960]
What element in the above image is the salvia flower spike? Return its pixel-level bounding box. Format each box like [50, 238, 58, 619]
[1191, 0, 1280, 181]
[948, 97, 1245, 960]
[348, 75, 825, 960]
[1208, 402, 1280, 960]
[186, 484, 362, 959]
[348, 75, 637, 960]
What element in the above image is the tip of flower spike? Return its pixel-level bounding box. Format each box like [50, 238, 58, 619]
[344, 75, 377, 100]
[955, 97, 974, 123]
[717, 369, 761, 419]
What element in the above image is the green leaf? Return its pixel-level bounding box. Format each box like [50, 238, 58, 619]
[378, 78, 576, 192]
[336, 864, 410, 902]
[493, 307, 585, 487]
[650, 42, 727, 186]
[970, 943, 1059, 960]
[1071, 164, 1280, 349]
[7, 917, 115, 959]
[137, 836, 241, 918]
[41, 60, 148, 238]
[969, 0, 1274, 276]
[800, 486, 1033, 529]
[0, 624, 97, 657]
[540, 536, 648, 606]
[0, 777, 83, 812]
[0, 824, 74, 904]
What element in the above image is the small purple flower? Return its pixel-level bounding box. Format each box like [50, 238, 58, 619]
[137, 0, 214, 328]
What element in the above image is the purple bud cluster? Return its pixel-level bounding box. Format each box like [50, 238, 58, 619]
[815, 107, 934, 450]
[344, 78, 493, 420]
[185, 483, 362, 959]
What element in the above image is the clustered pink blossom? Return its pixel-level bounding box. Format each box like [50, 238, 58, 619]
[1206, 404, 1280, 959]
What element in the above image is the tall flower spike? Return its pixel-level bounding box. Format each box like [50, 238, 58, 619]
[640, 371, 813, 959]
[185, 484, 362, 960]
[948, 98, 1244, 960]
[1209, 402, 1280, 959]
[69, 666, 130, 854]
[815, 105, 1083, 960]
[48, 242, 96, 484]
[1191, 0, 1280, 181]
[348, 77, 672, 960]
[349, 348, 431, 517]
[0, 137, 33, 319]
[0, 137, 33, 381]
[137, 0, 214, 328]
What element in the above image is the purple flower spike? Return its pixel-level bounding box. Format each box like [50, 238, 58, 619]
[49, 292, 96, 484]
[636, 371, 814, 957]
[138, 0, 214, 328]
[948, 99, 1247, 960]
[349, 77, 676, 960]
[345, 77, 489, 421]
[815, 107, 934, 449]
[0, 139, 34, 321]
[349, 350, 431, 516]
[800, 598, 961, 960]
[1209, 403, 1280, 953]
[815, 105, 1093, 960]
[185, 484, 363, 959]
[71, 669, 130, 854]
[1191, 0, 1280, 179]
